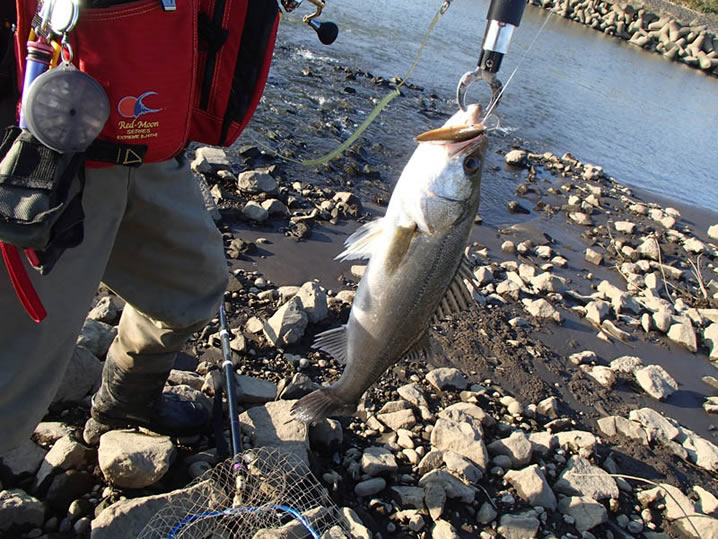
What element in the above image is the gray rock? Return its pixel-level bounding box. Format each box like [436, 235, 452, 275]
[614, 221, 636, 234]
[596, 416, 649, 445]
[555, 430, 599, 452]
[263, 297, 308, 346]
[569, 212, 592, 226]
[637, 237, 660, 260]
[704, 323, 718, 359]
[419, 470, 476, 504]
[430, 418, 488, 471]
[88, 296, 122, 324]
[361, 446, 398, 476]
[504, 465, 557, 510]
[341, 507, 371, 539]
[585, 248, 603, 266]
[168, 369, 204, 391]
[76, 319, 116, 359]
[377, 409, 417, 431]
[424, 481, 446, 521]
[34, 435, 95, 488]
[635, 365, 679, 400]
[505, 150, 528, 167]
[354, 477, 386, 497]
[0, 489, 44, 532]
[237, 170, 278, 194]
[397, 383, 429, 408]
[295, 282, 328, 324]
[236, 375, 277, 404]
[439, 402, 495, 429]
[568, 350, 597, 366]
[536, 396, 560, 418]
[587, 365, 617, 388]
[426, 368, 468, 391]
[558, 496, 608, 533]
[239, 400, 309, 467]
[98, 431, 175, 489]
[554, 455, 619, 500]
[191, 147, 230, 174]
[486, 431, 533, 468]
[628, 408, 680, 444]
[497, 511, 540, 539]
[52, 346, 103, 405]
[653, 310, 673, 333]
[522, 298, 563, 323]
[0, 438, 47, 477]
[443, 451, 482, 483]
[477, 501, 498, 524]
[708, 224, 718, 240]
[609, 355, 643, 374]
[261, 198, 290, 217]
[667, 322, 698, 352]
[242, 201, 269, 222]
[33, 422, 76, 446]
[585, 300, 611, 326]
[431, 519, 458, 538]
[473, 266, 494, 285]
[390, 486, 425, 509]
[91, 481, 212, 539]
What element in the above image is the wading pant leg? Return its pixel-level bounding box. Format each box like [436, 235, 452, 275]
[101, 157, 227, 382]
[0, 166, 130, 456]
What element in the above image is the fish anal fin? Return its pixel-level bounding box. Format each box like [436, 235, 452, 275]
[311, 325, 348, 364]
[336, 218, 384, 262]
[402, 332, 432, 363]
[432, 259, 482, 322]
[384, 224, 418, 276]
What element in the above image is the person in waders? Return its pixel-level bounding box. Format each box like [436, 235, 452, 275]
[0, 0, 284, 454]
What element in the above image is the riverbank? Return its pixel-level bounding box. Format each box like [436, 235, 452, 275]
[528, 0, 718, 76]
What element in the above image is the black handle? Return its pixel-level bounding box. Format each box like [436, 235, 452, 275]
[487, 0, 526, 26]
[308, 19, 339, 45]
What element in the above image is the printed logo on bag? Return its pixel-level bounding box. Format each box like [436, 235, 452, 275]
[115, 91, 162, 142]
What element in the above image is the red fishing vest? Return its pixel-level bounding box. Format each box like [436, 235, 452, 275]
[14, 0, 280, 165]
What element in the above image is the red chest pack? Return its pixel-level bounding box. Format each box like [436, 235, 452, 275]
[14, 0, 280, 165]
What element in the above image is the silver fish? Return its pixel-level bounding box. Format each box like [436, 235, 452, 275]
[291, 104, 488, 424]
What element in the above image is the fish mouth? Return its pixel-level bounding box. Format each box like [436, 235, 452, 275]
[414, 103, 485, 144]
[414, 123, 485, 143]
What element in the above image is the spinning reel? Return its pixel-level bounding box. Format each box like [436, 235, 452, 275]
[281, 0, 338, 45]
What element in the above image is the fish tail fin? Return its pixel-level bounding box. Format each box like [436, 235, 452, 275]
[290, 389, 357, 424]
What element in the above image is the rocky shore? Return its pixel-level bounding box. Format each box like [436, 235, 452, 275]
[1, 40, 718, 539]
[527, 0, 718, 76]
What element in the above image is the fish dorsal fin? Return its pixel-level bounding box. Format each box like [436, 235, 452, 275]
[311, 325, 348, 364]
[402, 332, 431, 363]
[432, 256, 481, 324]
[336, 218, 384, 262]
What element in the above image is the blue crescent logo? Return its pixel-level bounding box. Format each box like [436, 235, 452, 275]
[117, 91, 162, 119]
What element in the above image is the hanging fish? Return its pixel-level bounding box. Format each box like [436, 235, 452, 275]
[291, 104, 488, 424]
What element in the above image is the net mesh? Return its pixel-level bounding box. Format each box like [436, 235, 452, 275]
[139, 446, 353, 539]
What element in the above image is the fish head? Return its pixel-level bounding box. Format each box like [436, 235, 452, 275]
[402, 104, 488, 234]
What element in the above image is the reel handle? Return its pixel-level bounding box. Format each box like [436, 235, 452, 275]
[308, 19, 338, 45]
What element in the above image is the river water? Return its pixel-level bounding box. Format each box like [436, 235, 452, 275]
[277, 0, 718, 215]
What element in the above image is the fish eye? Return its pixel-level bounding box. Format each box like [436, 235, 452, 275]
[463, 156, 481, 174]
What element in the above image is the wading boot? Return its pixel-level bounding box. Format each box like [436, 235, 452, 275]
[89, 358, 209, 437]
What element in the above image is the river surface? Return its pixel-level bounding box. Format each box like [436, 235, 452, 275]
[276, 0, 718, 215]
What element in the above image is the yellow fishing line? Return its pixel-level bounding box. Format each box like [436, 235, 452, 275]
[252, 2, 450, 167]
[297, 3, 447, 166]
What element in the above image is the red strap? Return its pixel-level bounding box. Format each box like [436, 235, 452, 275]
[1, 242, 47, 322]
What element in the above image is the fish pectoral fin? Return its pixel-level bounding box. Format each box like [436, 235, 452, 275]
[402, 332, 432, 363]
[311, 325, 348, 364]
[432, 256, 482, 324]
[384, 223, 418, 276]
[336, 218, 384, 262]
